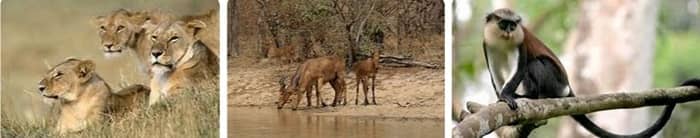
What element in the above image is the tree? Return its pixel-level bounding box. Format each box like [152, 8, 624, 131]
[559, 0, 660, 137]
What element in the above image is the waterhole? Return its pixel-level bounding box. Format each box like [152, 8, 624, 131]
[229, 106, 443, 138]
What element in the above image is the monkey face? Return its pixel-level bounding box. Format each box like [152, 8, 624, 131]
[484, 8, 524, 47]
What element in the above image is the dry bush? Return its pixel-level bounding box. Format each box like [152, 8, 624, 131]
[231, 0, 444, 64]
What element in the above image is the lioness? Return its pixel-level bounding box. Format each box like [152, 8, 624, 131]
[93, 9, 173, 74]
[143, 19, 218, 106]
[277, 56, 346, 110]
[181, 9, 219, 57]
[38, 58, 149, 134]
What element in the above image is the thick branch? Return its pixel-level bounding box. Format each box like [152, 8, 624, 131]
[380, 58, 440, 69]
[453, 86, 700, 138]
[355, 53, 440, 69]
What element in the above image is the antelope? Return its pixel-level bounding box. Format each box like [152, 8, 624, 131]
[276, 56, 347, 110]
[353, 47, 381, 105]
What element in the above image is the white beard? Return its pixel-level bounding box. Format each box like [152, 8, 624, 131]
[103, 52, 122, 59]
[42, 97, 58, 105]
[61, 91, 77, 101]
[151, 65, 172, 75]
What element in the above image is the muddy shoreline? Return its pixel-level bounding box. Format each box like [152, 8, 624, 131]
[229, 106, 443, 138]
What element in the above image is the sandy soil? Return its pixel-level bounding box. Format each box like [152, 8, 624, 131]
[228, 57, 444, 119]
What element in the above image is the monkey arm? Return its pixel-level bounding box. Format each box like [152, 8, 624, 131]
[500, 44, 528, 110]
[482, 42, 500, 97]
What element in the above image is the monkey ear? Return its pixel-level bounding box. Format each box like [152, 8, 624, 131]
[75, 59, 96, 83]
[186, 19, 207, 38]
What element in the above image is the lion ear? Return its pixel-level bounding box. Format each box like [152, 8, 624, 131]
[185, 19, 207, 38]
[129, 14, 149, 30]
[141, 19, 158, 33]
[76, 59, 96, 83]
[92, 16, 105, 27]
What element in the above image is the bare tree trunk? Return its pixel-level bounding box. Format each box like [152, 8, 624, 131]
[559, 0, 659, 137]
[228, 0, 239, 57]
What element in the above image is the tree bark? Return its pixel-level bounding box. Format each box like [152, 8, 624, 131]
[560, 0, 659, 137]
[228, 0, 239, 57]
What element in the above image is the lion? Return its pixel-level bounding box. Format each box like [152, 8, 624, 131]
[38, 58, 149, 134]
[180, 9, 219, 57]
[276, 56, 346, 110]
[142, 18, 219, 106]
[93, 9, 173, 74]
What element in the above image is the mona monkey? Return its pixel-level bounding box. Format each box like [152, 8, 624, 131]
[483, 8, 700, 137]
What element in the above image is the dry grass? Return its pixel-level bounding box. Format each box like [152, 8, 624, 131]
[2, 87, 219, 137]
[1, 0, 219, 137]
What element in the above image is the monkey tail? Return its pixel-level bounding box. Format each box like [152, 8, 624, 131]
[572, 78, 700, 138]
[572, 105, 674, 138]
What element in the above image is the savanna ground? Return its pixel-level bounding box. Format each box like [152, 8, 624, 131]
[229, 54, 444, 119]
[228, 35, 444, 138]
[1, 0, 219, 137]
[229, 32, 444, 119]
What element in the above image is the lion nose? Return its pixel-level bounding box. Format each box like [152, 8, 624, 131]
[104, 43, 114, 49]
[151, 51, 163, 58]
[38, 85, 46, 92]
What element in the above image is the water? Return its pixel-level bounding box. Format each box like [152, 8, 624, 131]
[229, 106, 444, 138]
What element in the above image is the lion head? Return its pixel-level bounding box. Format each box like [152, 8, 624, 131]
[93, 9, 147, 57]
[38, 58, 96, 102]
[93, 9, 165, 58]
[144, 19, 207, 74]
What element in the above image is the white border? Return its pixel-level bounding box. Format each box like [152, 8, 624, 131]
[218, 0, 228, 138]
[444, 0, 453, 137]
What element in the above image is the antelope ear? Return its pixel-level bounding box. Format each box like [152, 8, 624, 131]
[76, 59, 96, 83]
[186, 19, 207, 38]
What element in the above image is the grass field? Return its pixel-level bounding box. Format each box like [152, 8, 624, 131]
[1, 0, 219, 136]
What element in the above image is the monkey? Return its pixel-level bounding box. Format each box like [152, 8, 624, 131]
[482, 8, 700, 138]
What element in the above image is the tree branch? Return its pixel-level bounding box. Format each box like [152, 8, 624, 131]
[452, 86, 700, 138]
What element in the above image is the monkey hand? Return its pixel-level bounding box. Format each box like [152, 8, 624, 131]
[498, 98, 519, 110]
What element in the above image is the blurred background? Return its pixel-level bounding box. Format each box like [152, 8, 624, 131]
[452, 0, 700, 137]
[1, 0, 217, 127]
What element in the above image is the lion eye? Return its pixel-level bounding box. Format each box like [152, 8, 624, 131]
[117, 25, 125, 32]
[169, 36, 179, 43]
[151, 35, 157, 41]
[99, 26, 106, 32]
[53, 72, 63, 79]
